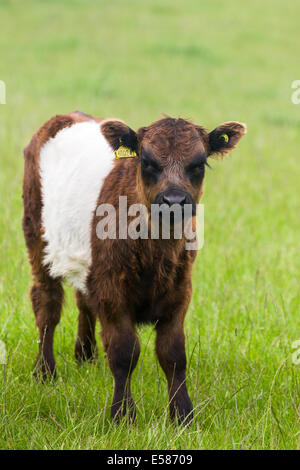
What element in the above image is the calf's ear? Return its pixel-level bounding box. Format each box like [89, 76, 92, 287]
[101, 119, 138, 152]
[208, 121, 247, 157]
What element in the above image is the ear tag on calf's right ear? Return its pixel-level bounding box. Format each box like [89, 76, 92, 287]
[115, 145, 137, 159]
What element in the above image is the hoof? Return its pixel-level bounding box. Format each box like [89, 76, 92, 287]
[75, 338, 98, 364]
[33, 357, 56, 383]
[111, 398, 137, 424]
[170, 398, 194, 426]
[176, 409, 194, 426]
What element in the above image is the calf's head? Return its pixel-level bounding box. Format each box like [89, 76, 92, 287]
[102, 117, 246, 214]
[136, 117, 246, 215]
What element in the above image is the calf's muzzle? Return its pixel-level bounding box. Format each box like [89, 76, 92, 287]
[154, 188, 196, 216]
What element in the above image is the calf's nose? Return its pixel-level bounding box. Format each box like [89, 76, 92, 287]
[162, 189, 187, 207]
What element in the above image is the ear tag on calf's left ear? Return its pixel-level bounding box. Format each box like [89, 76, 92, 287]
[220, 133, 229, 143]
[115, 145, 137, 159]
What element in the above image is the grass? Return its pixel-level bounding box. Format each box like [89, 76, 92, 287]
[1, 0, 300, 450]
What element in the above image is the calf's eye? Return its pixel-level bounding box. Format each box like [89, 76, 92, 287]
[141, 155, 162, 185]
[188, 163, 205, 176]
[190, 164, 205, 173]
[142, 157, 160, 172]
[186, 162, 206, 185]
[142, 158, 151, 170]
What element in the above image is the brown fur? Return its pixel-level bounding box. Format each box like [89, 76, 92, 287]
[23, 112, 246, 422]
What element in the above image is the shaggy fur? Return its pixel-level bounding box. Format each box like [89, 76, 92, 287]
[40, 120, 116, 292]
[23, 111, 246, 423]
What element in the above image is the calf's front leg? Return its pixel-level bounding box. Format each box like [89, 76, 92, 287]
[155, 318, 193, 425]
[102, 319, 140, 422]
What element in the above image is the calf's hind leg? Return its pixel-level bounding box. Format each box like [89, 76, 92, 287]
[31, 270, 63, 381]
[75, 290, 97, 363]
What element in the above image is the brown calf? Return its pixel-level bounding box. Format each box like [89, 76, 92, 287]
[22, 111, 246, 424]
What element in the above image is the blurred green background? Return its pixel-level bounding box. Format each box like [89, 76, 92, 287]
[1, 0, 300, 450]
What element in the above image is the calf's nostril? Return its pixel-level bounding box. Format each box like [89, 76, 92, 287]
[162, 193, 187, 207]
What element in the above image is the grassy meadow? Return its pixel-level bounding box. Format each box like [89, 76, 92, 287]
[1, 0, 300, 450]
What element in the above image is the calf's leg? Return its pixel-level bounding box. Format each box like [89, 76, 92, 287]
[31, 271, 63, 381]
[102, 319, 140, 422]
[74, 290, 97, 363]
[155, 319, 193, 425]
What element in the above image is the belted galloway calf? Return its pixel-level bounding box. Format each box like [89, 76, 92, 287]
[22, 111, 246, 423]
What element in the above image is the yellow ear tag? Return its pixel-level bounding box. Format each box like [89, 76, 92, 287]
[115, 146, 137, 159]
[220, 133, 229, 143]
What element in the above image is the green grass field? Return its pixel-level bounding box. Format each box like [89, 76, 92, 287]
[1, 0, 300, 450]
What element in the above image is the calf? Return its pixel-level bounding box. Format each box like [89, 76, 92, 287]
[22, 111, 246, 424]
